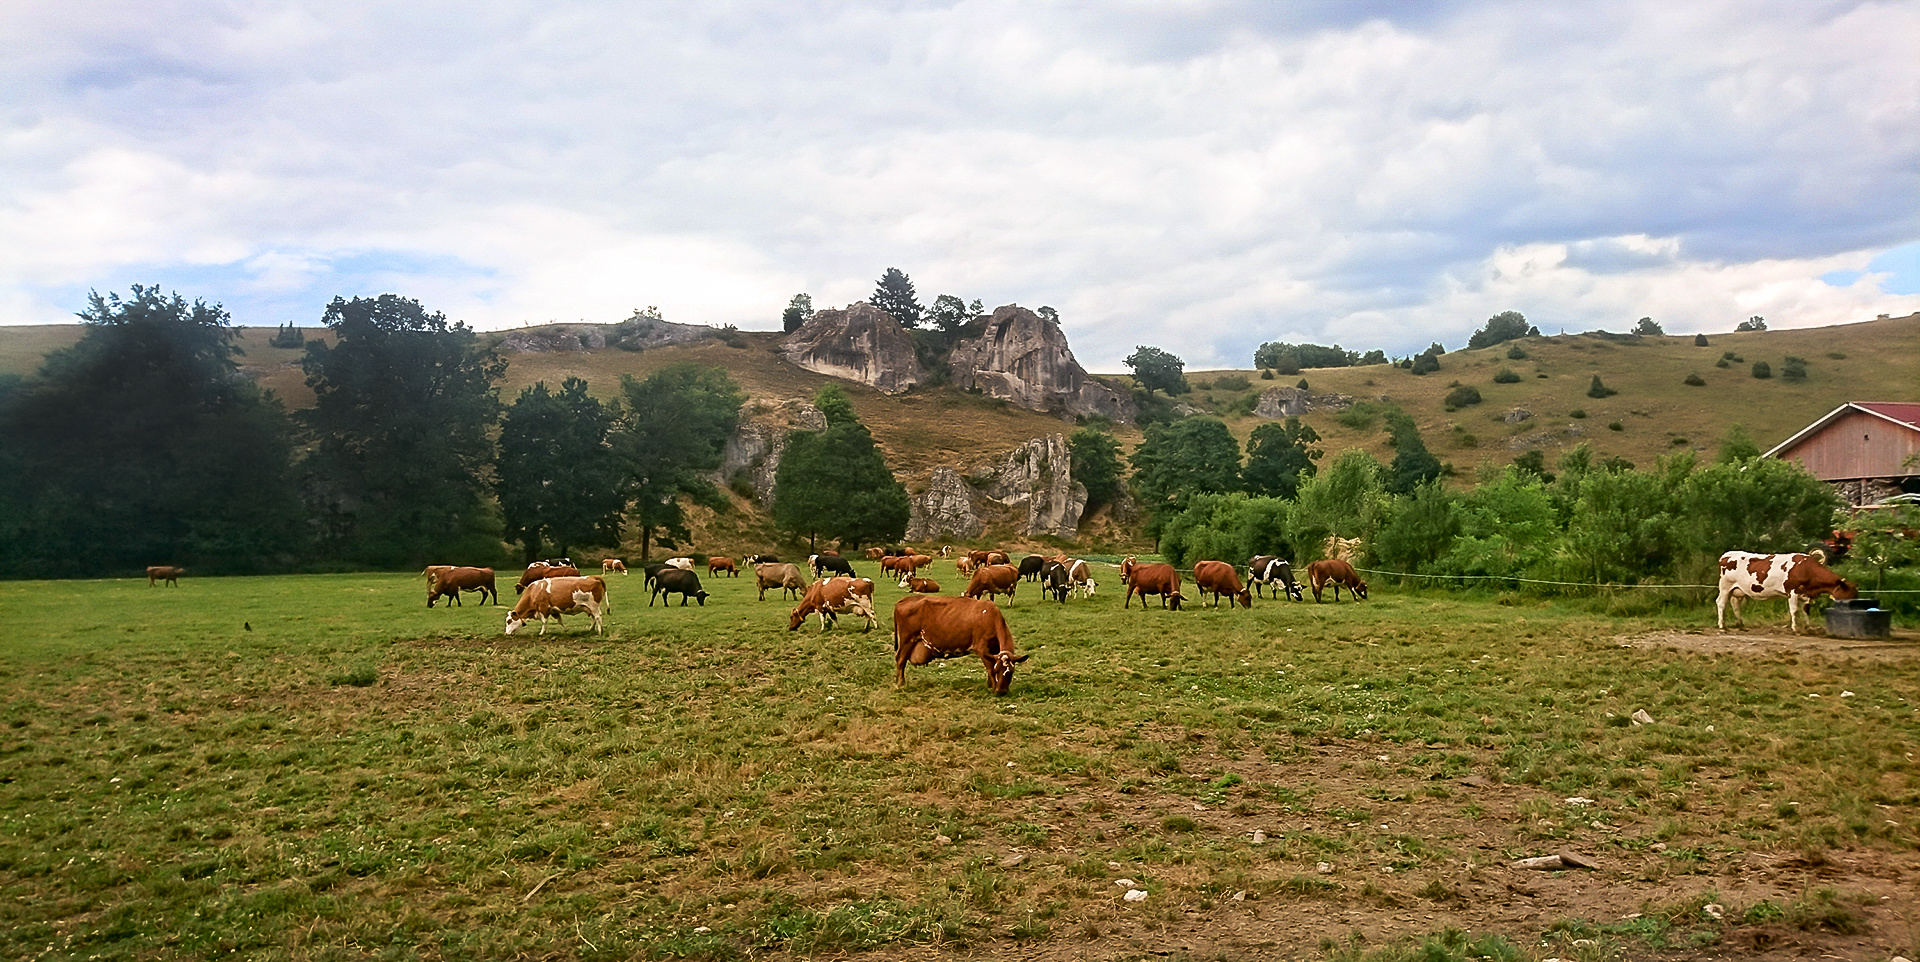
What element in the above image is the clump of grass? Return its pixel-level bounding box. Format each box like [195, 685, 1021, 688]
[327, 663, 378, 687]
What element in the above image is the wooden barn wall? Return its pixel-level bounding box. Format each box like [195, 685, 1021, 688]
[1775, 410, 1920, 480]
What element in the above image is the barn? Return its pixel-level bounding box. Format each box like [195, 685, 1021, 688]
[1765, 401, 1920, 506]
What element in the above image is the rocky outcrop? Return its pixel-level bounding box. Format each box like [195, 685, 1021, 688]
[1254, 386, 1356, 419]
[983, 434, 1087, 539]
[948, 306, 1134, 422]
[713, 399, 825, 504]
[906, 466, 985, 542]
[497, 324, 611, 353]
[780, 302, 924, 395]
[496, 316, 722, 353]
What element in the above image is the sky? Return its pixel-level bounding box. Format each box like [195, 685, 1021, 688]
[3, 1, 1917, 371]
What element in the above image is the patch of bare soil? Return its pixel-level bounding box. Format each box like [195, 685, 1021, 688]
[1624, 627, 1920, 662]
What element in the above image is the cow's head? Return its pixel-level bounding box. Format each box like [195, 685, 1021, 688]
[1234, 587, 1253, 608]
[987, 651, 1031, 696]
[1166, 590, 1184, 612]
[1353, 579, 1369, 600]
[1285, 582, 1303, 602]
[787, 605, 810, 631]
[1833, 579, 1859, 602]
[503, 611, 528, 635]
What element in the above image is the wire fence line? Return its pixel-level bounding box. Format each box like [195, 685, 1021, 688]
[1348, 565, 1920, 595]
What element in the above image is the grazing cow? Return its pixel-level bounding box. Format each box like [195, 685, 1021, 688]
[1017, 554, 1047, 582]
[601, 559, 627, 575]
[707, 556, 739, 577]
[754, 562, 808, 601]
[905, 576, 942, 593]
[1039, 561, 1072, 603]
[1121, 557, 1184, 611]
[964, 563, 1021, 601]
[428, 566, 497, 607]
[966, 549, 993, 566]
[956, 557, 978, 577]
[1063, 558, 1097, 598]
[812, 553, 855, 578]
[985, 550, 1010, 567]
[866, 547, 886, 559]
[891, 595, 1029, 696]
[788, 576, 878, 631]
[1194, 560, 1253, 608]
[745, 553, 779, 566]
[664, 557, 695, 570]
[1248, 556, 1303, 601]
[517, 562, 580, 594]
[1306, 559, 1368, 602]
[1716, 551, 1858, 633]
[881, 555, 915, 579]
[423, 565, 454, 587]
[504, 576, 608, 635]
[642, 563, 668, 590]
[651, 567, 711, 606]
[146, 565, 184, 587]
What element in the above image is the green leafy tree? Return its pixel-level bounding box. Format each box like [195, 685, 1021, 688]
[1466, 311, 1537, 349]
[1678, 456, 1840, 565]
[1632, 317, 1664, 335]
[300, 294, 505, 566]
[497, 378, 627, 563]
[1252, 342, 1358, 370]
[0, 285, 300, 575]
[1371, 479, 1461, 576]
[773, 385, 909, 550]
[781, 293, 814, 333]
[1410, 350, 1440, 375]
[1293, 448, 1389, 556]
[1437, 468, 1557, 578]
[1562, 454, 1692, 583]
[1070, 427, 1124, 509]
[1735, 315, 1767, 332]
[1714, 424, 1761, 464]
[1129, 417, 1241, 530]
[928, 294, 971, 334]
[1242, 417, 1322, 500]
[614, 364, 745, 560]
[1157, 492, 1293, 568]
[870, 268, 924, 328]
[1125, 345, 1189, 396]
[1383, 411, 1442, 495]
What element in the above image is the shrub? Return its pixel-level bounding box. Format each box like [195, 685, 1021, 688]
[1443, 385, 1483, 410]
[1411, 352, 1440, 375]
[1259, 369, 1275, 380]
[269, 322, 306, 348]
[1492, 368, 1521, 384]
[1825, 351, 1846, 360]
[1506, 344, 1528, 360]
[1190, 378, 1212, 391]
[1296, 379, 1310, 390]
[1782, 356, 1808, 381]
[1587, 375, 1617, 398]
[1684, 373, 1706, 386]
[1694, 333, 1709, 346]
[1751, 361, 1772, 379]
[1715, 357, 1731, 368]
[1608, 421, 1623, 431]
[1721, 350, 1744, 362]
[1569, 409, 1587, 419]
[1213, 374, 1251, 391]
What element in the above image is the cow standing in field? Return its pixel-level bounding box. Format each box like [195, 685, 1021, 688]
[1306, 559, 1368, 602]
[428, 567, 498, 607]
[754, 563, 808, 601]
[651, 568, 711, 606]
[707, 556, 739, 577]
[504, 576, 608, 635]
[517, 562, 580, 594]
[811, 553, 855, 578]
[1248, 555, 1303, 601]
[1039, 561, 1072, 603]
[1193, 560, 1253, 608]
[1715, 551, 1858, 633]
[1017, 555, 1047, 582]
[147, 565, 185, 587]
[601, 559, 627, 575]
[788, 576, 878, 631]
[1121, 557, 1184, 611]
[891, 595, 1029, 695]
[964, 563, 1020, 602]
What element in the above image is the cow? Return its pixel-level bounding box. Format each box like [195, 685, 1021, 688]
[651, 568, 711, 606]
[890, 595, 1029, 696]
[428, 566, 497, 607]
[905, 576, 942, 593]
[422, 565, 454, 587]
[1194, 560, 1253, 608]
[985, 550, 1010, 567]
[1063, 558, 1097, 598]
[1121, 557, 1184, 611]
[643, 563, 668, 590]
[1716, 551, 1858, 633]
[754, 562, 808, 601]
[1248, 555, 1303, 601]
[504, 576, 608, 635]
[788, 576, 878, 632]
[1017, 554, 1047, 582]
[543, 557, 574, 568]
[517, 562, 580, 594]
[601, 559, 627, 575]
[865, 547, 887, 559]
[956, 557, 978, 577]
[881, 555, 915, 579]
[964, 563, 1020, 601]
[664, 557, 695, 571]
[811, 553, 855, 578]
[940, 545, 953, 557]
[146, 565, 184, 587]
[1306, 559, 1368, 602]
[1039, 561, 1072, 603]
[707, 556, 739, 577]
[966, 549, 993, 566]
[745, 553, 779, 566]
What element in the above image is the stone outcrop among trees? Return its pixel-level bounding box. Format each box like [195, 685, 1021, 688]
[947, 306, 1134, 421]
[1254, 386, 1355, 419]
[714, 400, 825, 505]
[779, 302, 924, 395]
[983, 434, 1088, 539]
[905, 466, 986, 543]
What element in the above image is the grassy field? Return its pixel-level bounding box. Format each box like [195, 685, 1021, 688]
[5, 568, 1919, 960]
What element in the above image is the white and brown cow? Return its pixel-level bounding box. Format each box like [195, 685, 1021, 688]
[787, 576, 878, 632]
[1716, 551, 1858, 633]
[504, 575, 609, 635]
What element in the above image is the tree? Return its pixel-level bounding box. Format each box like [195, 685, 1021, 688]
[1242, 417, 1322, 500]
[781, 293, 814, 333]
[928, 294, 971, 334]
[773, 385, 909, 550]
[1466, 311, 1538, 349]
[1383, 411, 1442, 495]
[497, 378, 627, 563]
[1372, 480, 1461, 576]
[1293, 448, 1388, 555]
[614, 364, 745, 560]
[1735, 315, 1767, 332]
[1037, 306, 1059, 323]
[0, 285, 300, 575]
[1633, 317, 1664, 335]
[870, 268, 924, 328]
[301, 295, 505, 565]
[1125, 345, 1189, 396]
[1070, 427, 1124, 509]
[1410, 350, 1440, 375]
[1157, 492, 1293, 568]
[1587, 375, 1617, 398]
[1253, 342, 1358, 370]
[1129, 417, 1241, 529]
[1714, 424, 1761, 464]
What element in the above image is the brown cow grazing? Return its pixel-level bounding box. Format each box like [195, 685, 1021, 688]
[963, 563, 1020, 601]
[1121, 557, 1184, 611]
[1307, 559, 1368, 602]
[985, 550, 1010, 566]
[1716, 550, 1858, 633]
[146, 565, 185, 587]
[754, 562, 808, 601]
[956, 557, 978, 577]
[1193, 560, 1252, 608]
[601, 559, 627, 575]
[966, 549, 992, 566]
[707, 556, 739, 577]
[423, 565, 454, 586]
[504, 576, 608, 635]
[516, 562, 580, 593]
[891, 595, 1029, 695]
[428, 566, 498, 607]
[1064, 558, 1097, 598]
[905, 576, 942, 593]
[865, 546, 886, 559]
[788, 576, 878, 632]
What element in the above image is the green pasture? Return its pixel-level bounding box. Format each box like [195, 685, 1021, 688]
[3, 570, 1917, 959]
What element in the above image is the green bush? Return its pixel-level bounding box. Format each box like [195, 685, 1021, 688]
[1608, 421, 1624, 431]
[1684, 373, 1706, 386]
[1781, 356, 1807, 381]
[1213, 374, 1251, 391]
[1492, 368, 1521, 384]
[1751, 361, 1772, 379]
[1443, 385, 1482, 410]
[1506, 344, 1528, 360]
[1694, 333, 1709, 346]
[1411, 352, 1440, 375]
[1715, 357, 1731, 368]
[1259, 369, 1275, 380]
[1569, 409, 1587, 419]
[1587, 375, 1617, 398]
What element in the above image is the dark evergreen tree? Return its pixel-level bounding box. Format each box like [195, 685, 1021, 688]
[1242, 417, 1322, 500]
[497, 377, 627, 563]
[870, 268, 924, 328]
[614, 364, 744, 560]
[1383, 411, 1442, 495]
[773, 385, 909, 550]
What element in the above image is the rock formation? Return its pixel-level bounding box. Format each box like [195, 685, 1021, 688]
[1253, 386, 1356, 419]
[947, 306, 1134, 422]
[906, 467, 985, 543]
[779, 302, 924, 395]
[983, 434, 1087, 539]
[713, 399, 825, 505]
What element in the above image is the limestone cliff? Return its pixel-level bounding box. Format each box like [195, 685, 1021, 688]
[905, 466, 986, 543]
[779, 302, 924, 395]
[947, 306, 1134, 422]
[712, 399, 825, 505]
[982, 434, 1087, 539]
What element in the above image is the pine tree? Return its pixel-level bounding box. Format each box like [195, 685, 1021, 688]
[869, 268, 923, 328]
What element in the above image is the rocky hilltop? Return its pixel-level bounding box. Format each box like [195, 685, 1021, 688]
[779, 303, 924, 395]
[948, 306, 1135, 422]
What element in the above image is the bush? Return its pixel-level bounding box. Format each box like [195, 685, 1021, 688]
[1684, 373, 1706, 386]
[1190, 378, 1213, 391]
[1782, 356, 1808, 381]
[1444, 385, 1483, 410]
[1721, 351, 1743, 362]
[1493, 368, 1521, 384]
[1506, 344, 1528, 360]
[1259, 369, 1274, 380]
[1694, 333, 1710, 346]
[1751, 361, 1772, 379]
[1569, 409, 1587, 419]
[1608, 421, 1624, 431]
[1715, 357, 1731, 368]
[1411, 352, 1440, 375]
[1213, 374, 1251, 391]
[1296, 379, 1310, 390]
[1587, 375, 1617, 398]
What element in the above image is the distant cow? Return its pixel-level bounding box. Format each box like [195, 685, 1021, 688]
[1306, 559, 1368, 602]
[651, 568, 711, 607]
[504, 576, 608, 635]
[1716, 551, 1857, 633]
[905, 576, 942, 593]
[1248, 556, 1303, 601]
[1193, 560, 1252, 608]
[1122, 557, 1184, 611]
[601, 559, 627, 575]
[745, 553, 779, 566]
[985, 550, 1010, 567]
[1017, 555, 1047, 582]
[146, 565, 184, 587]
[755, 562, 808, 601]
[865, 547, 886, 559]
[428, 566, 497, 607]
[811, 553, 855, 578]
[963, 563, 1020, 601]
[664, 557, 695, 571]
[788, 576, 878, 632]
[707, 556, 738, 577]
[1063, 558, 1097, 598]
[517, 562, 580, 594]
[891, 595, 1029, 696]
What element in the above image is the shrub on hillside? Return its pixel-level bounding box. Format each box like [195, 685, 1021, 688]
[1694, 333, 1710, 347]
[1493, 368, 1521, 384]
[1506, 344, 1528, 360]
[1587, 375, 1617, 398]
[1684, 373, 1706, 386]
[1411, 351, 1440, 375]
[1213, 374, 1251, 391]
[1782, 356, 1808, 381]
[1751, 361, 1772, 379]
[1444, 385, 1482, 410]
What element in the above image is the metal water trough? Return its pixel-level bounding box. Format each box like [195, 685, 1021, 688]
[1825, 598, 1892, 639]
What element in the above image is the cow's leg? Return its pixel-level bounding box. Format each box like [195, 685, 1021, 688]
[1787, 592, 1803, 633]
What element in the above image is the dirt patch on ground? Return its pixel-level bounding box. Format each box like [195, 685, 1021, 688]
[1622, 627, 1920, 662]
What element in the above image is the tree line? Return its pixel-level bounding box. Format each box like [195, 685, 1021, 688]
[0, 287, 908, 577]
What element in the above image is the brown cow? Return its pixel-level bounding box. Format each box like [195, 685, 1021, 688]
[985, 550, 1010, 566]
[1121, 557, 1184, 611]
[423, 564, 454, 586]
[754, 562, 808, 601]
[1306, 559, 1368, 602]
[956, 557, 978, 577]
[788, 576, 878, 632]
[146, 565, 184, 587]
[516, 562, 580, 594]
[707, 556, 739, 577]
[966, 549, 992, 566]
[891, 595, 1029, 695]
[504, 576, 608, 635]
[963, 563, 1020, 601]
[601, 559, 627, 575]
[1193, 560, 1252, 608]
[428, 566, 498, 607]
[905, 576, 942, 593]
[1715, 550, 1858, 632]
[865, 546, 886, 559]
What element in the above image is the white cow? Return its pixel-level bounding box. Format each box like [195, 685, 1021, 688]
[505, 576, 609, 635]
[1715, 551, 1857, 633]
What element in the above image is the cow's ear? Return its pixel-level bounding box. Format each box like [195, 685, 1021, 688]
[1011, 653, 1031, 663]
